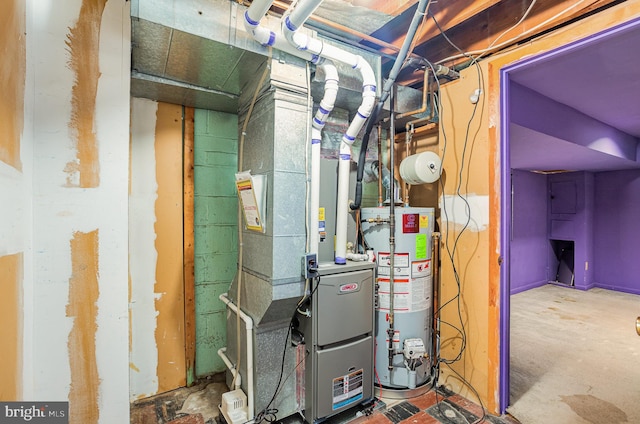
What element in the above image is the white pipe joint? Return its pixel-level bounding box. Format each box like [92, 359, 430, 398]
[346, 252, 369, 262]
[310, 62, 338, 255]
[218, 347, 242, 389]
[342, 84, 376, 146]
[244, 11, 277, 47]
[219, 293, 254, 420]
[312, 65, 339, 131]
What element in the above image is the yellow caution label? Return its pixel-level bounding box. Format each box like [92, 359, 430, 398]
[318, 207, 325, 221]
[419, 215, 429, 229]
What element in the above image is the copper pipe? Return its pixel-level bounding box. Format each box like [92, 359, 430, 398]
[432, 232, 441, 368]
[377, 124, 383, 206]
[396, 69, 431, 120]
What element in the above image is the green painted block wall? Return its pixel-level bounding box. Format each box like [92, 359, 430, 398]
[194, 109, 238, 377]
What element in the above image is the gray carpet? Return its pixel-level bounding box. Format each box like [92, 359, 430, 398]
[508, 284, 640, 424]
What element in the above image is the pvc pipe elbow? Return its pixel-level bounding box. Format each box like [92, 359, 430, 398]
[282, 16, 296, 45]
[358, 93, 377, 116]
[356, 56, 376, 86]
[322, 63, 339, 82]
[292, 31, 313, 51]
[254, 26, 276, 46]
[246, 0, 275, 24]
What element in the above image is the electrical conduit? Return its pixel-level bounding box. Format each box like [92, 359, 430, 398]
[219, 293, 254, 421]
[350, 0, 432, 212]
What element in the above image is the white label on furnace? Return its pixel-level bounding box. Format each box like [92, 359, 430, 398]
[332, 369, 364, 410]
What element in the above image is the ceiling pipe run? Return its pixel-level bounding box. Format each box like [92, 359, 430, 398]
[245, 0, 376, 265]
[243, 0, 318, 62]
[350, 0, 432, 212]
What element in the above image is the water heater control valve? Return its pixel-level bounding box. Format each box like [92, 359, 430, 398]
[403, 338, 426, 360]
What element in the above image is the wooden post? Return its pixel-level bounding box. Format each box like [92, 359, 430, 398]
[183, 106, 196, 386]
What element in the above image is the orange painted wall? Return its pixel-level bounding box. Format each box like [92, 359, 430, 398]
[0, 0, 26, 171]
[154, 102, 187, 392]
[66, 231, 100, 423]
[426, 0, 640, 413]
[0, 253, 23, 400]
[435, 64, 495, 410]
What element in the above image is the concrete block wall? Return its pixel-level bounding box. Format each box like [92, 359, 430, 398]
[194, 109, 239, 377]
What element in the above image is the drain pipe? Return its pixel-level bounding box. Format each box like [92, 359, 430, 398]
[282, 0, 377, 264]
[310, 62, 339, 254]
[219, 293, 254, 421]
[218, 347, 242, 389]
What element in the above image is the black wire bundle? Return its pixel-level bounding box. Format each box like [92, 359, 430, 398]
[253, 276, 321, 424]
[426, 9, 488, 424]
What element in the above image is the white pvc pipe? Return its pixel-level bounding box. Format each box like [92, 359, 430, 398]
[310, 62, 338, 255]
[283, 6, 376, 264]
[245, 0, 377, 264]
[334, 141, 352, 264]
[243, 2, 317, 62]
[218, 347, 242, 389]
[220, 293, 254, 420]
[346, 252, 369, 262]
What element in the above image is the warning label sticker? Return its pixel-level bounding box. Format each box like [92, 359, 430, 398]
[412, 260, 431, 278]
[377, 276, 431, 313]
[332, 369, 364, 410]
[378, 252, 410, 268]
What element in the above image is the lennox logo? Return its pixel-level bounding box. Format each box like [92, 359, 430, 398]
[0, 402, 68, 424]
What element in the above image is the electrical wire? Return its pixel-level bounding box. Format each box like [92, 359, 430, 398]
[424, 10, 489, 424]
[254, 275, 321, 424]
[436, 0, 587, 65]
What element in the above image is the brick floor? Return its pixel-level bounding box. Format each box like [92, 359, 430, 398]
[406, 391, 438, 411]
[167, 413, 205, 424]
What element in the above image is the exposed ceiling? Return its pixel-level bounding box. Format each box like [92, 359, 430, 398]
[291, 0, 626, 86]
[131, 0, 640, 173]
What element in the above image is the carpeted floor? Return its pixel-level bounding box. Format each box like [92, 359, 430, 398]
[508, 284, 640, 424]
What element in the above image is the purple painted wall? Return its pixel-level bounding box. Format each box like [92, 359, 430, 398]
[510, 170, 548, 294]
[510, 83, 638, 161]
[593, 169, 640, 294]
[547, 171, 595, 290]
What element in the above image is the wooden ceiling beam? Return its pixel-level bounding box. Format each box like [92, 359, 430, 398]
[353, 0, 420, 16]
[372, 0, 504, 55]
[395, 0, 623, 86]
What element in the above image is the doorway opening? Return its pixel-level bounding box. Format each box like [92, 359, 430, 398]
[500, 16, 640, 420]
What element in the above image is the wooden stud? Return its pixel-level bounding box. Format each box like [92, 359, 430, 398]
[183, 106, 196, 386]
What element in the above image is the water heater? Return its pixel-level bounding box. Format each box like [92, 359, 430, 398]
[361, 207, 435, 390]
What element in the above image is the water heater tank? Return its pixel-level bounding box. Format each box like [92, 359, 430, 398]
[361, 207, 435, 390]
